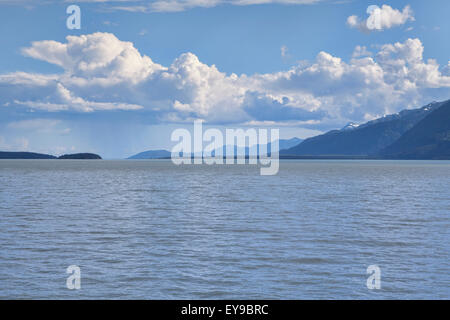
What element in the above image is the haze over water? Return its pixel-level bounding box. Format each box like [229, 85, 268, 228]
[0, 160, 449, 299]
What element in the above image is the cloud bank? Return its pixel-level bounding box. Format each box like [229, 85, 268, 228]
[1, 32, 449, 131]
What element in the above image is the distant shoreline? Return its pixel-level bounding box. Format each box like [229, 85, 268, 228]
[2, 151, 449, 161]
[0, 151, 102, 160]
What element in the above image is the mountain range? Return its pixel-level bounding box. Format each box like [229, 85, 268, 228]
[380, 100, 450, 159]
[1, 100, 449, 160]
[282, 99, 450, 159]
[128, 138, 303, 159]
[129, 100, 450, 160]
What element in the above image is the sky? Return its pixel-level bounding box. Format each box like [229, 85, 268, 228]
[0, 0, 449, 158]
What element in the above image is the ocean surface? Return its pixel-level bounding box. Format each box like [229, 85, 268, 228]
[0, 160, 449, 299]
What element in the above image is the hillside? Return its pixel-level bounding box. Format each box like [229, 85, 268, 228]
[282, 101, 447, 156]
[58, 153, 102, 159]
[380, 100, 450, 159]
[128, 150, 171, 159]
[0, 151, 56, 159]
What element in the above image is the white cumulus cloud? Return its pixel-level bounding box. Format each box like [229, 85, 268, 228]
[347, 4, 414, 33]
[1, 32, 449, 130]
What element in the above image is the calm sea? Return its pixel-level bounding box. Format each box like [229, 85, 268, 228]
[0, 160, 449, 299]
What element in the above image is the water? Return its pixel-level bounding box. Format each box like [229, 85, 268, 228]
[0, 160, 449, 299]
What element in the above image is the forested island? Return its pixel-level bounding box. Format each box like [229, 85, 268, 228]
[0, 152, 102, 159]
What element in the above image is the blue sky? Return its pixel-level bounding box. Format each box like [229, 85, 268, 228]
[0, 0, 449, 158]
